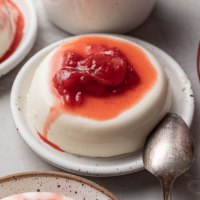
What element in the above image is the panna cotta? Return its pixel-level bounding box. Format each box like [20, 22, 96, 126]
[27, 35, 171, 157]
[1, 192, 74, 200]
[0, 0, 24, 63]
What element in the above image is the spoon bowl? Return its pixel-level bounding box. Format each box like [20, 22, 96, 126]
[143, 113, 194, 200]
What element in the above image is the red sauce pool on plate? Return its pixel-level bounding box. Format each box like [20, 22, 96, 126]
[38, 132, 64, 152]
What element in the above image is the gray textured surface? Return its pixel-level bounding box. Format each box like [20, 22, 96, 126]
[0, 0, 200, 199]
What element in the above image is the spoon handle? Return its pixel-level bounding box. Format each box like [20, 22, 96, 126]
[161, 177, 174, 200]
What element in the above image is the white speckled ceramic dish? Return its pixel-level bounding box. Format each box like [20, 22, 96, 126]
[0, 0, 37, 77]
[0, 171, 118, 199]
[10, 35, 194, 177]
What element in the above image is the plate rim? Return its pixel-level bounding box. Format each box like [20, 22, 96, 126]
[0, 0, 37, 77]
[10, 34, 194, 177]
[0, 171, 119, 200]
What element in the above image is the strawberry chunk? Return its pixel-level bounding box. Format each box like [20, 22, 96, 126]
[82, 54, 127, 86]
[63, 52, 83, 68]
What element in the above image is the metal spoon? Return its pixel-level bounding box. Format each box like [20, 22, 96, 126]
[143, 113, 194, 200]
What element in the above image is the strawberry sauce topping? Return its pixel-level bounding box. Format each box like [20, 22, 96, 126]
[53, 45, 138, 105]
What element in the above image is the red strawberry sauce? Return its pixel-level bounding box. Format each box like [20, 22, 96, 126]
[0, 0, 24, 63]
[53, 44, 138, 105]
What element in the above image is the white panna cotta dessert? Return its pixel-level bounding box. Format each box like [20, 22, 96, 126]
[1, 192, 74, 200]
[0, 0, 17, 59]
[27, 35, 171, 157]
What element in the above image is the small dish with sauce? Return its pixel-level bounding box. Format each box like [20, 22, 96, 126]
[10, 34, 194, 177]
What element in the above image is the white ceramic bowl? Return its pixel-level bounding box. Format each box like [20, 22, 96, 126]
[0, 0, 37, 77]
[41, 0, 156, 34]
[10, 35, 194, 177]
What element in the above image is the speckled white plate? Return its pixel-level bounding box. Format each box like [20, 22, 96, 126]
[10, 35, 194, 177]
[0, 171, 118, 199]
[0, 0, 37, 77]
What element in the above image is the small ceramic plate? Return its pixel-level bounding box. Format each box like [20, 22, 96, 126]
[0, 171, 118, 199]
[10, 35, 194, 177]
[0, 0, 37, 77]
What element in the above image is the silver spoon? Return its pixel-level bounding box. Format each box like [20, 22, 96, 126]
[143, 113, 194, 200]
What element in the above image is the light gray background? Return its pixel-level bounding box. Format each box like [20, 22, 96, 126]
[0, 0, 200, 199]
